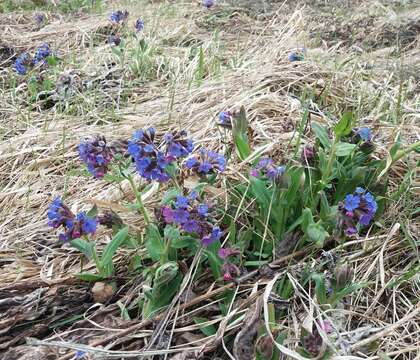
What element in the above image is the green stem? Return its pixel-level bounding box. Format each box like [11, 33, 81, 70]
[322, 138, 338, 187]
[127, 174, 151, 226]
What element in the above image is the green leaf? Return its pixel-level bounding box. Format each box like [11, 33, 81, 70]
[142, 262, 182, 318]
[145, 224, 165, 261]
[204, 242, 222, 280]
[101, 226, 129, 269]
[70, 239, 95, 259]
[171, 236, 197, 249]
[117, 301, 131, 320]
[244, 260, 269, 266]
[312, 273, 327, 305]
[301, 208, 314, 232]
[87, 204, 98, 217]
[312, 122, 331, 148]
[306, 223, 328, 247]
[232, 106, 251, 160]
[336, 142, 357, 157]
[164, 225, 180, 242]
[334, 112, 354, 138]
[193, 317, 217, 336]
[77, 272, 105, 282]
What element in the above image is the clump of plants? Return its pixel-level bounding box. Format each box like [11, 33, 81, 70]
[47, 107, 418, 321]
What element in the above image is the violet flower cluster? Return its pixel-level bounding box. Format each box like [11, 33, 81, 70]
[161, 192, 222, 246]
[78, 135, 114, 179]
[128, 128, 193, 182]
[251, 158, 286, 182]
[109, 10, 129, 23]
[48, 197, 97, 242]
[185, 148, 226, 175]
[338, 187, 378, 236]
[13, 43, 51, 75]
[14, 53, 31, 75]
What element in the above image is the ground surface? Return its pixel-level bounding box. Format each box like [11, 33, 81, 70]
[0, 0, 419, 359]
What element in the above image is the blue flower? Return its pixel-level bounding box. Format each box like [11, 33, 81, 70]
[47, 198, 98, 241]
[77, 212, 98, 234]
[251, 157, 285, 183]
[183, 220, 200, 233]
[110, 10, 129, 23]
[202, 0, 215, 8]
[357, 128, 372, 142]
[173, 209, 189, 224]
[33, 43, 50, 65]
[135, 18, 144, 32]
[197, 204, 208, 216]
[218, 111, 232, 125]
[34, 13, 45, 24]
[175, 196, 189, 209]
[75, 350, 86, 359]
[202, 226, 222, 246]
[288, 49, 305, 62]
[79, 136, 113, 179]
[14, 53, 31, 75]
[129, 128, 193, 182]
[339, 188, 378, 236]
[344, 194, 360, 211]
[185, 148, 226, 175]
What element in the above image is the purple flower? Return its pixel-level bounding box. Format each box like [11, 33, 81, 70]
[338, 188, 378, 236]
[108, 35, 121, 46]
[110, 10, 129, 23]
[183, 220, 200, 233]
[251, 157, 285, 183]
[14, 53, 31, 75]
[47, 198, 98, 241]
[197, 204, 209, 216]
[201, 226, 222, 246]
[218, 111, 232, 125]
[79, 135, 113, 179]
[202, 0, 215, 8]
[135, 19, 144, 32]
[34, 13, 45, 25]
[129, 128, 193, 182]
[161, 191, 220, 244]
[357, 127, 372, 142]
[185, 148, 226, 175]
[173, 209, 190, 224]
[33, 43, 50, 65]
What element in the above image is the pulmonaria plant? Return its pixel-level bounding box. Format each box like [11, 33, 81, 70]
[135, 19, 144, 32]
[78, 135, 114, 179]
[338, 187, 378, 236]
[109, 10, 129, 24]
[161, 192, 222, 246]
[14, 53, 31, 75]
[356, 127, 372, 142]
[218, 247, 241, 281]
[185, 148, 226, 176]
[128, 128, 193, 182]
[217, 111, 233, 128]
[48, 197, 97, 242]
[108, 35, 122, 46]
[33, 43, 50, 65]
[251, 157, 286, 183]
[202, 0, 215, 8]
[288, 48, 305, 62]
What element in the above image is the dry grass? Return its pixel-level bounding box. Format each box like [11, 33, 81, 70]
[0, 0, 419, 359]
